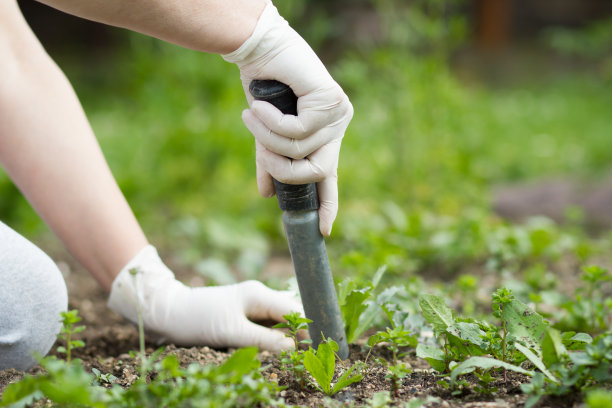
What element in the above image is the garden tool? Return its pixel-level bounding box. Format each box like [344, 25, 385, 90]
[249, 79, 349, 359]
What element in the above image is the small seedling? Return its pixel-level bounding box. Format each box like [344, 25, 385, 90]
[273, 311, 312, 351]
[339, 266, 387, 343]
[473, 370, 498, 395]
[492, 287, 514, 381]
[385, 362, 411, 398]
[91, 367, 117, 386]
[492, 288, 514, 362]
[366, 303, 417, 365]
[274, 312, 312, 388]
[57, 310, 86, 363]
[303, 338, 362, 395]
[558, 265, 611, 334]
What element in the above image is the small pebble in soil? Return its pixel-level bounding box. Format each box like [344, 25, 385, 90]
[334, 391, 355, 403]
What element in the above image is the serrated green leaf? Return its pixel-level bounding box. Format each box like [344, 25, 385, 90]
[502, 299, 546, 355]
[416, 344, 446, 372]
[272, 321, 290, 329]
[332, 365, 362, 394]
[447, 333, 487, 358]
[219, 347, 259, 377]
[367, 332, 385, 347]
[303, 349, 331, 394]
[419, 294, 454, 335]
[317, 342, 335, 381]
[541, 328, 567, 367]
[514, 342, 559, 383]
[447, 322, 488, 350]
[342, 288, 371, 344]
[450, 357, 533, 383]
[570, 332, 593, 344]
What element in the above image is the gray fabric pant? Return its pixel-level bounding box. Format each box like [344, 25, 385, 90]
[0, 221, 67, 370]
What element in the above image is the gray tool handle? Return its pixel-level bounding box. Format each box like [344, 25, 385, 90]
[249, 79, 349, 359]
[248, 80, 318, 212]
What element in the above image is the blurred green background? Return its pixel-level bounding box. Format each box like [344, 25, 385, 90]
[2, 0, 612, 286]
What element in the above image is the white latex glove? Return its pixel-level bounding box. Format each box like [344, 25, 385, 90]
[107, 245, 302, 351]
[222, 2, 353, 236]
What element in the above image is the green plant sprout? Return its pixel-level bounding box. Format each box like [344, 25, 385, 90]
[91, 367, 117, 386]
[339, 266, 387, 344]
[521, 332, 611, 408]
[473, 370, 498, 395]
[273, 311, 312, 351]
[384, 362, 411, 398]
[302, 338, 362, 395]
[366, 303, 417, 366]
[417, 294, 489, 373]
[557, 265, 611, 334]
[492, 287, 515, 381]
[57, 309, 86, 363]
[274, 311, 312, 388]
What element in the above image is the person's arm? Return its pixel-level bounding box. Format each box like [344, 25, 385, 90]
[38, 0, 353, 236]
[0, 1, 302, 350]
[37, 0, 267, 55]
[0, 1, 147, 290]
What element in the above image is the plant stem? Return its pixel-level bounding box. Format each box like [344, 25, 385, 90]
[502, 313, 508, 382]
[131, 269, 147, 379]
[66, 329, 72, 363]
[444, 336, 450, 372]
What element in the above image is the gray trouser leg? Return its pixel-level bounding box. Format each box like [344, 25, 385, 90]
[0, 221, 68, 370]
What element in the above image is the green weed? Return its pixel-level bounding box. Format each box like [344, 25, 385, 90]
[56, 310, 86, 363]
[274, 311, 312, 389]
[302, 338, 362, 396]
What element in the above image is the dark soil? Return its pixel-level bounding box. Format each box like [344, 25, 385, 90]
[0, 246, 588, 407]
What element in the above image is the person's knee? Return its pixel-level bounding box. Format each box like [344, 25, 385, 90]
[0, 227, 68, 370]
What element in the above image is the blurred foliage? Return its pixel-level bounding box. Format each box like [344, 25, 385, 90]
[543, 17, 612, 60]
[1, 1, 612, 286]
[278, 0, 468, 57]
[542, 17, 612, 80]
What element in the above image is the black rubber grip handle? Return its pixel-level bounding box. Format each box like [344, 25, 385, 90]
[249, 80, 319, 212]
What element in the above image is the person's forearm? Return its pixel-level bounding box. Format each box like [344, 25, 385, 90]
[0, 3, 148, 290]
[37, 0, 267, 55]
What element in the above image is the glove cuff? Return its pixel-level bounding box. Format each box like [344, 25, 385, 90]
[107, 245, 175, 326]
[222, 2, 288, 64]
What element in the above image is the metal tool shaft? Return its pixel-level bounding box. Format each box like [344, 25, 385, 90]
[283, 210, 348, 358]
[249, 80, 349, 359]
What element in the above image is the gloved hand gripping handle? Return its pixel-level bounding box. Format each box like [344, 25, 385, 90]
[248, 80, 319, 212]
[249, 79, 349, 359]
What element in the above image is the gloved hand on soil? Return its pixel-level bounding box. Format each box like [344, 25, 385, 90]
[108, 245, 302, 351]
[223, 2, 353, 237]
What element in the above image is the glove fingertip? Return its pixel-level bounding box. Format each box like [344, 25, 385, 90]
[320, 221, 332, 237]
[257, 176, 275, 198]
[318, 205, 337, 237]
[278, 336, 295, 351]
